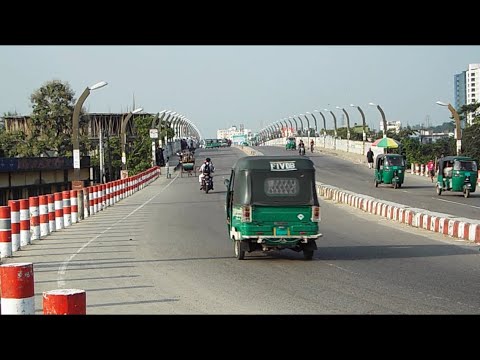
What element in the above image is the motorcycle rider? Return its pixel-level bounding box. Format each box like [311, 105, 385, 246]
[298, 139, 305, 155]
[199, 157, 215, 190]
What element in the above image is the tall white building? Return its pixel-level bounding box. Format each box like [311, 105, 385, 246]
[217, 125, 253, 141]
[379, 120, 401, 134]
[466, 63, 480, 125]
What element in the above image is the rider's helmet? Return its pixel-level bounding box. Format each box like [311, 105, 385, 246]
[206, 157, 211, 162]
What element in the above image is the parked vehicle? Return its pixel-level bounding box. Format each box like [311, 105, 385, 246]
[224, 156, 322, 260]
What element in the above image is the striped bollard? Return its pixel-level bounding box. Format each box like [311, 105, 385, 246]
[0, 206, 12, 258]
[91, 186, 97, 214]
[83, 188, 89, 219]
[0, 262, 35, 314]
[88, 186, 94, 216]
[70, 190, 78, 223]
[39, 195, 49, 237]
[99, 185, 105, 211]
[62, 190, 71, 227]
[54, 192, 64, 230]
[420, 164, 425, 176]
[9, 200, 20, 252]
[29, 196, 40, 241]
[19, 199, 30, 246]
[114, 181, 120, 203]
[43, 289, 86, 315]
[48, 194, 56, 233]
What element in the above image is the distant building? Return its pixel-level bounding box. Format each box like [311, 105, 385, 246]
[411, 129, 453, 144]
[217, 125, 253, 142]
[454, 71, 466, 111]
[466, 63, 480, 125]
[379, 120, 401, 134]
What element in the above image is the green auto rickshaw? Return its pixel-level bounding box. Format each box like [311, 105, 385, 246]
[436, 156, 477, 198]
[374, 153, 405, 189]
[224, 156, 322, 260]
[285, 137, 296, 150]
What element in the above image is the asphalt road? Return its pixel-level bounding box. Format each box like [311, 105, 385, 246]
[3, 146, 480, 314]
[255, 146, 480, 221]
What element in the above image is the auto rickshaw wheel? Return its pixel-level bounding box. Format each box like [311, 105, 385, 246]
[303, 249, 314, 260]
[436, 185, 442, 196]
[464, 189, 470, 198]
[234, 240, 245, 260]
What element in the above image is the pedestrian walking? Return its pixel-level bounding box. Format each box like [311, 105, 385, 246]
[367, 148, 374, 169]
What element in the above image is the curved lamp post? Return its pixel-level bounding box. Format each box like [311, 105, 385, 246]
[121, 107, 143, 172]
[296, 115, 305, 136]
[336, 106, 351, 140]
[286, 118, 294, 136]
[350, 104, 367, 142]
[369, 102, 387, 138]
[324, 109, 337, 138]
[436, 101, 462, 155]
[289, 116, 299, 135]
[72, 81, 108, 184]
[314, 110, 327, 136]
[301, 114, 311, 142]
[306, 112, 318, 136]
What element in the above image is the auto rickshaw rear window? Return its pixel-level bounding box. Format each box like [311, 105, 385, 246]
[264, 178, 300, 196]
[387, 157, 404, 166]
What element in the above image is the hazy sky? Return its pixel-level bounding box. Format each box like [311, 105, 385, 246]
[1, 46, 479, 138]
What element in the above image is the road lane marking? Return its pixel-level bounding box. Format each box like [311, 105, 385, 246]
[435, 198, 480, 210]
[57, 175, 178, 287]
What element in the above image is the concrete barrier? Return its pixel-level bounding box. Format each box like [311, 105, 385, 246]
[43, 289, 86, 315]
[0, 262, 35, 314]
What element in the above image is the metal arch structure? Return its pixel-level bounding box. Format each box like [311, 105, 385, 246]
[301, 114, 311, 136]
[315, 110, 327, 136]
[289, 116, 299, 134]
[306, 112, 318, 135]
[296, 115, 304, 135]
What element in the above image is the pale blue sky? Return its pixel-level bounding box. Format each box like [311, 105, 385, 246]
[1, 46, 479, 138]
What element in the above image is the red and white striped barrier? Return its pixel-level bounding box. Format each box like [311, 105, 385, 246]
[62, 190, 71, 227]
[29, 196, 40, 241]
[0, 262, 35, 314]
[0, 206, 12, 258]
[19, 199, 30, 246]
[48, 194, 56, 233]
[54, 192, 64, 230]
[43, 289, 86, 315]
[83, 188, 90, 219]
[8, 200, 20, 252]
[70, 190, 78, 223]
[39, 195, 49, 237]
[316, 182, 480, 243]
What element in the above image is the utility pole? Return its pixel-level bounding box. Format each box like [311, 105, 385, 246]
[99, 126, 104, 183]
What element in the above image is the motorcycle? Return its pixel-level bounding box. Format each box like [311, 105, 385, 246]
[299, 146, 305, 156]
[201, 173, 213, 193]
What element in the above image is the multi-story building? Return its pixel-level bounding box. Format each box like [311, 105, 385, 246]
[217, 125, 253, 143]
[454, 71, 466, 111]
[466, 63, 480, 125]
[379, 120, 401, 134]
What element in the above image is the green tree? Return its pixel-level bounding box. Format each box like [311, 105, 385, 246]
[28, 79, 78, 156]
[126, 114, 154, 175]
[462, 123, 480, 161]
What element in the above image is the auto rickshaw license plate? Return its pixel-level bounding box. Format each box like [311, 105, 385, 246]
[276, 227, 288, 236]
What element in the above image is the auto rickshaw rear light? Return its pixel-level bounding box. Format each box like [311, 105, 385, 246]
[311, 206, 320, 222]
[242, 205, 252, 223]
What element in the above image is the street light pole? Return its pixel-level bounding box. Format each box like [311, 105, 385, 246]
[350, 104, 367, 142]
[306, 112, 318, 136]
[121, 107, 143, 175]
[369, 102, 387, 138]
[314, 110, 327, 136]
[324, 109, 337, 138]
[72, 81, 107, 186]
[436, 101, 462, 155]
[336, 106, 351, 140]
